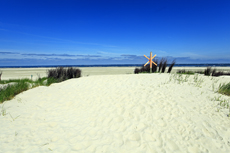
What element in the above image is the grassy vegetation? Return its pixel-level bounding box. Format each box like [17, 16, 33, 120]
[218, 82, 230, 96]
[167, 59, 176, 73]
[204, 66, 212, 76]
[194, 71, 204, 74]
[167, 73, 205, 87]
[161, 58, 167, 73]
[47, 67, 81, 82]
[169, 72, 230, 95]
[1, 79, 31, 103]
[0, 77, 53, 103]
[204, 67, 230, 77]
[0, 67, 81, 104]
[210, 95, 230, 117]
[0, 71, 2, 81]
[0, 77, 46, 85]
[135, 63, 230, 98]
[177, 67, 230, 77]
[176, 69, 195, 75]
[134, 57, 176, 74]
[169, 72, 230, 116]
[1, 66, 230, 118]
[166, 72, 230, 116]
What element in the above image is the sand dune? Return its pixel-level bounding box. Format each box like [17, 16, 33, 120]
[1, 73, 230, 152]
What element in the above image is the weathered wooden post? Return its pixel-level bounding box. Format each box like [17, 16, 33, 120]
[144, 52, 157, 73]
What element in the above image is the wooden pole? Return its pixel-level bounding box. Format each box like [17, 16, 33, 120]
[150, 52, 152, 73]
[144, 52, 157, 73]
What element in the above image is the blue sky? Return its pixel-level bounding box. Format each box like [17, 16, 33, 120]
[0, 0, 229, 66]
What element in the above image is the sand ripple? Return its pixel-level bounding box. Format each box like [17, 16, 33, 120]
[1, 74, 230, 152]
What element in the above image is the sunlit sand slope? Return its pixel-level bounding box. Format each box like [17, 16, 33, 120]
[1, 74, 230, 153]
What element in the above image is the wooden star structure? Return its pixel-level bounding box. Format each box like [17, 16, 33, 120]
[144, 52, 157, 73]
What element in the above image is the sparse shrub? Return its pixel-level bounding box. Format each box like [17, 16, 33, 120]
[141, 64, 149, 72]
[209, 67, 230, 77]
[47, 69, 57, 78]
[212, 68, 216, 76]
[134, 57, 176, 74]
[177, 69, 186, 74]
[201, 66, 230, 77]
[0, 71, 2, 81]
[161, 58, 167, 73]
[157, 58, 167, 73]
[204, 67, 212, 76]
[167, 59, 176, 73]
[56, 67, 66, 80]
[134, 63, 157, 74]
[195, 71, 204, 74]
[152, 58, 158, 73]
[73, 68, 81, 78]
[140, 64, 150, 73]
[47, 67, 81, 82]
[177, 69, 194, 75]
[158, 59, 163, 72]
[213, 72, 223, 77]
[224, 72, 230, 76]
[134, 68, 140, 74]
[67, 67, 74, 79]
[139, 59, 158, 73]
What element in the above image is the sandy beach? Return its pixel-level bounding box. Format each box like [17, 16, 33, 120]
[1, 70, 230, 152]
[1, 66, 230, 81]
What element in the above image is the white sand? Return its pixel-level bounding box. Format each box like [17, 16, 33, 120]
[1, 73, 230, 152]
[0, 67, 140, 80]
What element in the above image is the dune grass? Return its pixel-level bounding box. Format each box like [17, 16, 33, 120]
[0, 77, 57, 103]
[0, 77, 47, 85]
[161, 58, 167, 73]
[0, 67, 81, 104]
[134, 57, 176, 74]
[177, 67, 230, 77]
[167, 73, 230, 116]
[0, 79, 30, 103]
[0, 71, 2, 81]
[167, 59, 176, 73]
[47, 67, 81, 82]
[167, 73, 230, 96]
[176, 69, 195, 75]
[218, 83, 230, 96]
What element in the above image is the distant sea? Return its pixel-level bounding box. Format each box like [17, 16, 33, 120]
[0, 63, 230, 68]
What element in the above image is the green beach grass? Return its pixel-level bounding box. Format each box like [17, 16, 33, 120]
[0, 67, 81, 104]
[0, 77, 58, 104]
[218, 82, 230, 96]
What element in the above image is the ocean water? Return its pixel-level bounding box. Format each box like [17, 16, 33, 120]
[0, 63, 230, 68]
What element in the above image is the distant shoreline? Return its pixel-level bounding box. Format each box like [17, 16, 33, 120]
[0, 63, 230, 68]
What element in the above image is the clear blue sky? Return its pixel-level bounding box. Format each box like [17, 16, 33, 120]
[0, 0, 229, 66]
